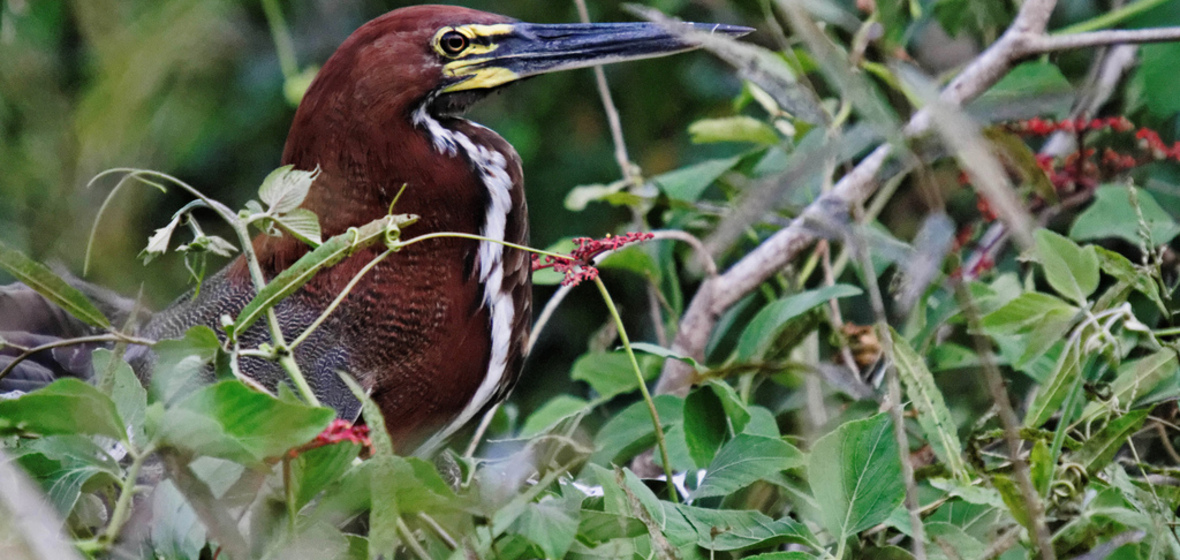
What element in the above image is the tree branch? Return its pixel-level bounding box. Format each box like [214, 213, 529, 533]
[657, 0, 1072, 395]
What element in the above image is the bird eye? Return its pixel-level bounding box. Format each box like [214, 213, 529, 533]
[439, 31, 469, 55]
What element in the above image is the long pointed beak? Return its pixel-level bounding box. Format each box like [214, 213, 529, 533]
[442, 21, 753, 93]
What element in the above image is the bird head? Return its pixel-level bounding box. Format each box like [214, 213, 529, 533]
[305, 5, 751, 119]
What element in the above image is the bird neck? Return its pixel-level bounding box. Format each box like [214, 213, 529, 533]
[250, 93, 520, 280]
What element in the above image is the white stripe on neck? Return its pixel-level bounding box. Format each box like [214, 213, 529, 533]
[411, 104, 515, 456]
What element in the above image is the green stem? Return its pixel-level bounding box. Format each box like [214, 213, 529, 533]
[1054, 0, 1167, 35]
[288, 249, 392, 350]
[397, 517, 433, 560]
[260, 0, 299, 79]
[593, 277, 679, 503]
[100, 445, 154, 548]
[283, 456, 297, 535]
[393, 230, 570, 260]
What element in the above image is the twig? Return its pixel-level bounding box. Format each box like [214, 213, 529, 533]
[848, 206, 926, 560]
[954, 282, 1055, 560]
[0, 333, 155, 382]
[649, 229, 718, 277]
[1022, 26, 1180, 53]
[573, 0, 640, 186]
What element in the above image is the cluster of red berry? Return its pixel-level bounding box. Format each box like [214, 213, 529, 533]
[531, 232, 655, 287]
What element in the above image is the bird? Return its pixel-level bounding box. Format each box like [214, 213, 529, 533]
[0, 5, 750, 454]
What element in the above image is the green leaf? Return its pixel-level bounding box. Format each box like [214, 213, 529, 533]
[576, 510, 646, 544]
[688, 116, 780, 145]
[1080, 350, 1178, 424]
[140, 214, 182, 264]
[274, 208, 323, 247]
[511, 498, 580, 559]
[0, 240, 110, 328]
[736, 284, 862, 361]
[0, 378, 126, 441]
[1074, 409, 1151, 475]
[704, 379, 753, 435]
[651, 156, 742, 202]
[1071, 185, 1180, 246]
[683, 386, 728, 469]
[991, 474, 1031, 531]
[1034, 229, 1099, 305]
[1134, 43, 1180, 118]
[808, 413, 905, 540]
[692, 434, 804, 499]
[232, 214, 409, 335]
[1094, 246, 1168, 314]
[14, 436, 122, 516]
[563, 179, 628, 212]
[258, 164, 318, 215]
[158, 380, 334, 465]
[148, 479, 207, 560]
[629, 342, 702, 370]
[890, 328, 969, 482]
[519, 395, 590, 438]
[340, 374, 394, 457]
[670, 504, 815, 551]
[291, 441, 362, 510]
[925, 522, 987, 560]
[150, 326, 222, 406]
[591, 395, 684, 466]
[599, 247, 660, 282]
[570, 352, 658, 400]
[1029, 439, 1053, 497]
[93, 349, 148, 448]
[981, 291, 1075, 331]
[1025, 341, 1083, 428]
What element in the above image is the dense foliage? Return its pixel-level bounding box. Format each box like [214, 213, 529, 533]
[4, 0, 1180, 559]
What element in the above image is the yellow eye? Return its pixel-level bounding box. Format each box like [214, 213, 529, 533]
[439, 31, 469, 56]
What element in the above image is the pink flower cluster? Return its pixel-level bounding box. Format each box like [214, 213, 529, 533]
[288, 419, 372, 458]
[531, 232, 655, 287]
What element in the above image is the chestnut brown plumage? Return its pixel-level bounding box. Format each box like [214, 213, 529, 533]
[0, 6, 750, 454]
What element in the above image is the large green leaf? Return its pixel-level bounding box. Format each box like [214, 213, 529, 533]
[0, 240, 110, 328]
[511, 496, 581, 559]
[1074, 409, 1151, 475]
[13, 435, 122, 516]
[1071, 184, 1180, 246]
[158, 380, 333, 465]
[692, 434, 804, 499]
[668, 503, 815, 551]
[1025, 341, 1084, 428]
[591, 395, 684, 466]
[291, 441, 362, 510]
[735, 284, 862, 361]
[683, 386, 728, 469]
[0, 378, 125, 441]
[1035, 229, 1099, 305]
[808, 413, 905, 540]
[891, 328, 969, 482]
[652, 156, 742, 202]
[519, 395, 591, 438]
[571, 352, 659, 400]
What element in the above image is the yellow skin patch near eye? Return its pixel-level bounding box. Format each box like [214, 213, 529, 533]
[435, 24, 521, 93]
